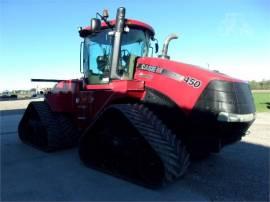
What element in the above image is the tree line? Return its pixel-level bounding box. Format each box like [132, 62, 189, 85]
[249, 80, 270, 90]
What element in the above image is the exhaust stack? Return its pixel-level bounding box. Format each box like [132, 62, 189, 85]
[159, 34, 179, 59]
[110, 7, 126, 79]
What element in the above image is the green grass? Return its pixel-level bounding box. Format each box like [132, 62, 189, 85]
[252, 92, 270, 112]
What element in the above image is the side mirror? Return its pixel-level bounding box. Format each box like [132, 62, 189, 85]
[91, 18, 101, 32]
[80, 41, 83, 73]
[155, 42, 159, 54]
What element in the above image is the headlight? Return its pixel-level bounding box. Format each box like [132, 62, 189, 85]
[217, 112, 255, 122]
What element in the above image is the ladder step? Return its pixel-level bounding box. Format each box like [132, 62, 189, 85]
[77, 116, 87, 120]
[77, 105, 87, 109]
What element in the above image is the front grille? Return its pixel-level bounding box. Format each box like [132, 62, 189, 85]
[194, 80, 255, 115]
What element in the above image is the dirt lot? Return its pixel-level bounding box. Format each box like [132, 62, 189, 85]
[1, 99, 269, 201]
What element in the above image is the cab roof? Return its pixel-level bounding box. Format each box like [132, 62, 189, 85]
[79, 19, 155, 38]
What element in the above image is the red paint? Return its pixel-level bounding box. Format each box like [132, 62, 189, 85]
[134, 57, 243, 112]
[45, 54, 246, 126]
[81, 19, 155, 36]
[46, 16, 249, 129]
[84, 80, 145, 117]
[85, 80, 144, 92]
[45, 53, 247, 127]
[45, 80, 81, 113]
[45, 79, 145, 127]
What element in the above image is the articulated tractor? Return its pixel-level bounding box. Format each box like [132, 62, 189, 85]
[19, 7, 256, 187]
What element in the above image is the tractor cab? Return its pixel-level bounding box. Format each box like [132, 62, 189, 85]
[79, 8, 155, 85]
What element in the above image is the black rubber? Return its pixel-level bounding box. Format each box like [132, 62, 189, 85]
[79, 104, 190, 188]
[143, 88, 211, 159]
[18, 101, 79, 152]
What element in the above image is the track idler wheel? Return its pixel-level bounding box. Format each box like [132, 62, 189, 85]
[18, 101, 79, 152]
[79, 104, 190, 188]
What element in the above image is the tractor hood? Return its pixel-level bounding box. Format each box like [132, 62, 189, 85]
[136, 57, 242, 84]
[135, 57, 255, 115]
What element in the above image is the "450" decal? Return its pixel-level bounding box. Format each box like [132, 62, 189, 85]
[184, 77, 201, 88]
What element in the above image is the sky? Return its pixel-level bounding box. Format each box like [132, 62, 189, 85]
[0, 0, 270, 91]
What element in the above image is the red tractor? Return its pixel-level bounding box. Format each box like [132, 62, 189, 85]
[18, 7, 256, 187]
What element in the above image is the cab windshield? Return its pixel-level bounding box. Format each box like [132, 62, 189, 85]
[83, 28, 150, 84]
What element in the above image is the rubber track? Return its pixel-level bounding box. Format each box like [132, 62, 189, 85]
[109, 104, 190, 184]
[18, 101, 79, 151]
[53, 113, 80, 148]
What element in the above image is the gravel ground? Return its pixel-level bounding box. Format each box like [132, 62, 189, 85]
[0, 99, 269, 201]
